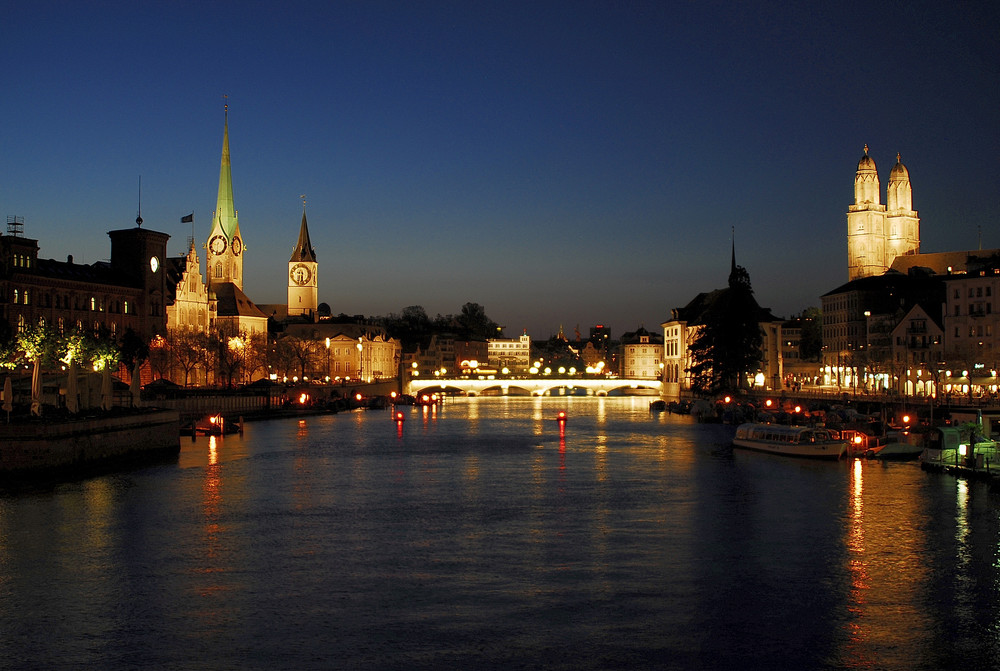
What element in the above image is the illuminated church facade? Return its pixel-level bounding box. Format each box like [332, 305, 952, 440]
[847, 145, 920, 281]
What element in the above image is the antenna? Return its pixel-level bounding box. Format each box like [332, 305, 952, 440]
[136, 176, 143, 227]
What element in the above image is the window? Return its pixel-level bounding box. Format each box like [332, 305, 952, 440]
[91, 297, 96, 311]
[13, 289, 18, 304]
[955, 305, 961, 316]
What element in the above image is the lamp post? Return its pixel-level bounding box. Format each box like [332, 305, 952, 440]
[357, 340, 363, 383]
[325, 337, 331, 382]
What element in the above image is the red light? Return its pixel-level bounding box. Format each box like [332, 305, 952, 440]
[355, 393, 362, 401]
[902, 415, 910, 424]
[557, 411, 567, 421]
[395, 412, 405, 422]
[794, 405, 801, 413]
[724, 396, 731, 403]
[765, 399, 773, 407]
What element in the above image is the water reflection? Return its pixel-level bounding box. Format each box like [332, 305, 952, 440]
[837, 459, 933, 668]
[3, 398, 1000, 669]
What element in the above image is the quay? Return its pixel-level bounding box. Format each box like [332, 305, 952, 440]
[0, 409, 181, 478]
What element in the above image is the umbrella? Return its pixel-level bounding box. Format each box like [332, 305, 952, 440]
[30, 359, 42, 417]
[3, 376, 11, 422]
[101, 365, 113, 411]
[66, 361, 79, 414]
[130, 360, 142, 408]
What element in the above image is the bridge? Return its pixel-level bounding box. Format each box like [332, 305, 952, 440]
[406, 376, 661, 397]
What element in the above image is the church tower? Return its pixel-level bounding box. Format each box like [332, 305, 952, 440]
[287, 205, 318, 319]
[206, 104, 245, 292]
[847, 145, 887, 280]
[847, 146, 921, 281]
[885, 153, 920, 262]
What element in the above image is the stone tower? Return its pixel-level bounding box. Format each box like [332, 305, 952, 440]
[206, 105, 245, 292]
[287, 207, 318, 319]
[847, 145, 920, 281]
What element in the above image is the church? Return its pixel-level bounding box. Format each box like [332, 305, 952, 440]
[847, 145, 920, 280]
[164, 108, 399, 386]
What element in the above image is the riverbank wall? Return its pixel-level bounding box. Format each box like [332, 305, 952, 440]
[0, 410, 181, 477]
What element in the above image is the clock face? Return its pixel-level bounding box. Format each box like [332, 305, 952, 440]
[150, 256, 159, 273]
[210, 235, 227, 255]
[232, 236, 243, 256]
[290, 263, 312, 286]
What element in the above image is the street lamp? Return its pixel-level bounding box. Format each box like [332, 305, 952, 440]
[357, 340, 363, 382]
[325, 337, 331, 382]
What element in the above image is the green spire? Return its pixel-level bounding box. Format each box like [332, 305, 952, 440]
[213, 107, 238, 240]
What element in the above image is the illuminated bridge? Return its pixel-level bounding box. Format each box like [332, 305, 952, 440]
[406, 377, 661, 397]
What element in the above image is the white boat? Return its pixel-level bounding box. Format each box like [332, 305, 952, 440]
[733, 423, 847, 460]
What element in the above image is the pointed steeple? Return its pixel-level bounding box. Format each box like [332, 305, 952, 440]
[730, 227, 736, 276]
[213, 105, 239, 240]
[290, 209, 316, 263]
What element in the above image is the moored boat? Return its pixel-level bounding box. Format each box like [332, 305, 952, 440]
[733, 422, 847, 460]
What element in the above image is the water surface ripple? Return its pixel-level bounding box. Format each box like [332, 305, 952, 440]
[1, 397, 998, 670]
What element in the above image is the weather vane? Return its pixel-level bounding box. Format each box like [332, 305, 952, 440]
[301, 194, 307, 209]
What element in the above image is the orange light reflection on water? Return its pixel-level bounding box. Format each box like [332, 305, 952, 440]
[839, 459, 932, 668]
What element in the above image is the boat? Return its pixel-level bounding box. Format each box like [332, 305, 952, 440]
[733, 423, 847, 459]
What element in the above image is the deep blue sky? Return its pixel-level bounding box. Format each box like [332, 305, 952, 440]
[3, 1, 998, 339]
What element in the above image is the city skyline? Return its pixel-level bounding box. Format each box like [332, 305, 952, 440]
[3, 1, 998, 339]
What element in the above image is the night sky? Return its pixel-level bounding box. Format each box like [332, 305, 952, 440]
[3, 1, 997, 339]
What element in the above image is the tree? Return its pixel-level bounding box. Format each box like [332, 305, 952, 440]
[798, 307, 823, 361]
[687, 264, 764, 394]
[456, 302, 501, 340]
[170, 330, 211, 387]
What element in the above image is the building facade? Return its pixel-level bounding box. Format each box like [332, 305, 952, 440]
[2, 217, 169, 341]
[287, 209, 318, 319]
[487, 333, 531, 372]
[619, 327, 663, 380]
[847, 146, 920, 281]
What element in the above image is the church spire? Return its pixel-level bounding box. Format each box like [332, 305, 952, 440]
[213, 103, 238, 240]
[290, 207, 317, 263]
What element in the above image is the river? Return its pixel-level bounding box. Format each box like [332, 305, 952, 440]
[1, 396, 999, 670]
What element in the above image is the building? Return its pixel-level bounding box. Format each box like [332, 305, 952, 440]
[165, 241, 211, 334]
[847, 146, 920, 281]
[287, 208, 318, 320]
[487, 332, 531, 372]
[889, 303, 944, 397]
[619, 327, 663, 380]
[404, 334, 457, 377]
[1, 216, 169, 341]
[281, 322, 400, 383]
[820, 270, 945, 391]
[205, 106, 245, 294]
[941, 255, 1000, 394]
[661, 251, 783, 397]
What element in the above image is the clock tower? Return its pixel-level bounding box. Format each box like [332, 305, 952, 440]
[206, 104, 245, 292]
[287, 207, 318, 319]
[108, 223, 170, 337]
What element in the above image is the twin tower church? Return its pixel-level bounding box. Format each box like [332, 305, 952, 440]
[167, 109, 318, 337]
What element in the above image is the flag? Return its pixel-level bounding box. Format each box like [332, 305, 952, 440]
[181, 213, 194, 223]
